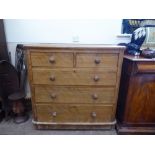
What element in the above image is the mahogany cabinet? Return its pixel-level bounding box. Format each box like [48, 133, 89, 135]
[116, 55, 155, 134]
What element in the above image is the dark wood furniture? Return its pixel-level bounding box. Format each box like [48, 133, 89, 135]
[0, 60, 28, 123]
[0, 19, 9, 120]
[24, 44, 125, 129]
[116, 55, 155, 134]
[0, 19, 9, 61]
[0, 60, 20, 119]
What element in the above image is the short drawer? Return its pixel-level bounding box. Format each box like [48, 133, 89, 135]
[34, 86, 115, 104]
[31, 51, 73, 67]
[32, 68, 117, 86]
[76, 53, 118, 69]
[36, 104, 113, 123]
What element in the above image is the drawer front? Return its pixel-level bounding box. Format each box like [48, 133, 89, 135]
[36, 104, 113, 123]
[137, 62, 155, 73]
[31, 52, 73, 67]
[32, 68, 117, 86]
[34, 86, 115, 104]
[76, 53, 118, 68]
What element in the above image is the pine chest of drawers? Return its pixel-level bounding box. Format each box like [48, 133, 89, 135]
[24, 44, 125, 129]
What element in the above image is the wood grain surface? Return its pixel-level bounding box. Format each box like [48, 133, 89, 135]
[117, 56, 155, 134]
[34, 86, 115, 104]
[36, 104, 113, 123]
[25, 44, 125, 129]
[32, 68, 117, 86]
[31, 51, 73, 67]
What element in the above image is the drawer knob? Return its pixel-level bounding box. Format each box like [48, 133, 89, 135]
[95, 58, 100, 64]
[50, 75, 55, 81]
[50, 93, 57, 99]
[52, 111, 57, 117]
[92, 94, 98, 100]
[49, 56, 55, 63]
[91, 112, 97, 118]
[94, 75, 99, 82]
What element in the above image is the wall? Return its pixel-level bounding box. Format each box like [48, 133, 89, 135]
[5, 19, 123, 43]
[4, 19, 131, 98]
[4, 19, 130, 65]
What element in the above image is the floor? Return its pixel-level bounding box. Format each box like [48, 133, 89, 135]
[0, 114, 116, 135]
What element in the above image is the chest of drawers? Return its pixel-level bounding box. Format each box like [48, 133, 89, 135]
[24, 44, 125, 129]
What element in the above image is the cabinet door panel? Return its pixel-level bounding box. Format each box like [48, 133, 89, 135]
[125, 74, 155, 123]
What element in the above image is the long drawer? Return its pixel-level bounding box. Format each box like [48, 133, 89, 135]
[31, 51, 73, 67]
[36, 104, 113, 123]
[32, 68, 117, 86]
[34, 86, 115, 104]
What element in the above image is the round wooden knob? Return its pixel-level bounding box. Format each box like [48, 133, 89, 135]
[49, 75, 55, 81]
[52, 111, 57, 117]
[50, 93, 56, 99]
[92, 94, 98, 100]
[91, 112, 97, 118]
[49, 56, 55, 63]
[94, 75, 99, 82]
[94, 58, 100, 64]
